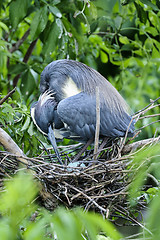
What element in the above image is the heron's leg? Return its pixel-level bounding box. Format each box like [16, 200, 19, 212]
[48, 125, 63, 165]
[73, 138, 93, 162]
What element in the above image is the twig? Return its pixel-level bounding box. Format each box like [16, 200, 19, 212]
[118, 118, 134, 154]
[73, 138, 93, 162]
[113, 206, 153, 236]
[93, 86, 100, 159]
[63, 182, 107, 213]
[147, 173, 160, 186]
[122, 136, 160, 154]
[71, 179, 114, 201]
[133, 96, 160, 116]
[139, 113, 160, 119]
[136, 120, 160, 131]
[0, 87, 16, 105]
[13, 38, 38, 87]
[9, 29, 30, 53]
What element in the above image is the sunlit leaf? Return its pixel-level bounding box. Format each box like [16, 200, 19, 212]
[21, 116, 30, 131]
[100, 50, 108, 63]
[49, 5, 62, 18]
[119, 36, 130, 44]
[140, 0, 159, 10]
[134, 2, 147, 24]
[42, 20, 62, 56]
[30, 5, 48, 40]
[129, 144, 160, 205]
[9, 0, 31, 28]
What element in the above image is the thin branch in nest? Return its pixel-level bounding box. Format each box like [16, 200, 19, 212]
[118, 118, 135, 155]
[36, 137, 54, 162]
[133, 96, 160, 116]
[113, 206, 153, 236]
[93, 86, 100, 159]
[139, 113, 160, 119]
[73, 138, 93, 162]
[70, 179, 115, 201]
[122, 136, 160, 155]
[63, 181, 107, 213]
[136, 119, 160, 131]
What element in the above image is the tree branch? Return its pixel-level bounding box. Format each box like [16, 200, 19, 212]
[9, 29, 30, 53]
[0, 87, 16, 105]
[122, 136, 160, 155]
[13, 38, 38, 87]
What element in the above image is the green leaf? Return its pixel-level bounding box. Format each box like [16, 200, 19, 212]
[0, 172, 38, 221]
[119, 36, 130, 44]
[140, 0, 159, 10]
[49, 5, 62, 18]
[21, 116, 30, 131]
[42, 19, 62, 56]
[0, 21, 9, 32]
[28, 122, 34, 136]
[9, 63, 28, 75]
[88, 2, 97, 20]
[9, 0, 31, 28]
[30, 5, 48, 40]
[152, 46, 159, 58]
[146, 190, 160, 237]
[51, 208, 83, 240]
[144, 38, 153, 50]
[24, 220, 46, 240]
[77, 210, 122, 240]
[20, 69, 36, 98]
[100, 50, 108, 63]
[129, 145, 160, 205]
[145, 27, 158, 36]
[134, 2, 147, 24]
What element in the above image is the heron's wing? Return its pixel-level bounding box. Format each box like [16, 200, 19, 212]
[57, 92, 134, 140]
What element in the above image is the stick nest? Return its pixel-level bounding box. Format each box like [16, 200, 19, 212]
[0, 139, 135, 214]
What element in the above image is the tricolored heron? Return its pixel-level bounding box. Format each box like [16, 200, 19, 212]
[31, 60, 135, 164]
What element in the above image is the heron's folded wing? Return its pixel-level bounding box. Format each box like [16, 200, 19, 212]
[57, 92, 134, 140]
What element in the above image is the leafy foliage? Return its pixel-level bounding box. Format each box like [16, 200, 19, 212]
[128, 144, 160, 205]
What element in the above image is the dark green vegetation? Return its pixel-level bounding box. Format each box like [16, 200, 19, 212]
[0, 0, 160, 239]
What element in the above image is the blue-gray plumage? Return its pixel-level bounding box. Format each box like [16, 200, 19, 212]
[31, 59, 135, 163]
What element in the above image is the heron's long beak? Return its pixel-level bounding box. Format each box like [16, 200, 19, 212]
[48, 125, 63, 165]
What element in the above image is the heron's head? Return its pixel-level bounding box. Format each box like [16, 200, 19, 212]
[31, 91, 57, 135]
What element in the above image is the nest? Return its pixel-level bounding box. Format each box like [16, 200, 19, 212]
[0, 139, 130, 215]
[0, 96, 160, 220]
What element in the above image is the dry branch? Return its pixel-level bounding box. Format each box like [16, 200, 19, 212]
[94, 86, 100, 158]
[0, 87, 16, 105]
[122, 136, 160, 154]
[13, 38, 38, 87]
[9, 29, 30, 53]
[0, 127, 28, 165]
